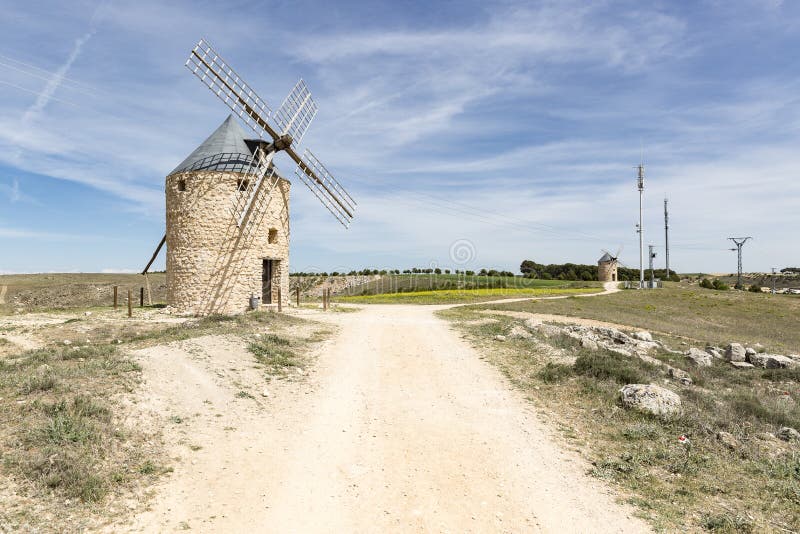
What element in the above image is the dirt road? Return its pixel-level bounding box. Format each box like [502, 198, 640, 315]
[122, 288, 649, 533]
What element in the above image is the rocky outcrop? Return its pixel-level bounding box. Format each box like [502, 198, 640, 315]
[748, 353, 797, 369]
[686, 347, 712, 367]
[725, 343, 746, 362]
[777, 427, 800, 442]
[619, 384, 682, 418]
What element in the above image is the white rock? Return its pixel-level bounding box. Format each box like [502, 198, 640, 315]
[748, 353, 797, 369]
[685, 347, 712, 367]
[63, 340, 71, 346]
[777, 427, 800, 442]
[494, 335, 507, 342]
[632, 331, 653, 342]
[508, 325, 532, 340]
[84, 311, 92, 317]
[730, 361, 755, 369]
[261, 388, 270, 398]
[619, 384, 682, 418]
[725, 343, 746, 362]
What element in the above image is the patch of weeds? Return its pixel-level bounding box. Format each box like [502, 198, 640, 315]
[701, 512, 755, 533]
[235, 390, 254, 399]
[169, 415, 184, 424]
[63, 318, 81, 324]
[762, 367, 800, 382]
[20, 373, 58, 394]
[621, 421, 663, 440]
[574, 350, 656, 385]
[537, 362, 573, 383]
[248, 335, 302, 376]
[188, 444, 202, 451]
[728, 391, 800, 429]
[139, 461, 158, 475]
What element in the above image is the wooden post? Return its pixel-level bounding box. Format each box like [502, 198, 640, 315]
[144, 273, 153, 306]
[127, 289, 132, 318]
[296, 287, 300, 307]
[140, 287, 144, 307]
[113, 286, 118, 310]
[277, 288, 282, 312]
[322, 288, 327, 310]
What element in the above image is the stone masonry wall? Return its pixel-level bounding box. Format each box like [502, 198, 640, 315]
[166, 170, 290, 315]
[598, 261, 618, 282]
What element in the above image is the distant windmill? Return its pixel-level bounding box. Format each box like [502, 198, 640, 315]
[142, 39, 356, 315]
[598, 246, 622, 283]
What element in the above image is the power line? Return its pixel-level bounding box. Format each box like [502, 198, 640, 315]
[727, 237, 752, 289]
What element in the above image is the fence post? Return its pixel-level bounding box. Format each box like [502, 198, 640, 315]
[113, 286, 118, 310]
[277, 288, 282, 312]
[296, 286, 300, 307]
[127, 289, 132, 318]
[140, 287, 144, 307]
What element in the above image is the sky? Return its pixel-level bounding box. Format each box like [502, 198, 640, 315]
[0, 0, 798, 275]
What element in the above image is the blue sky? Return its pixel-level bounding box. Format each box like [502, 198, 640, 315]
[0, 0, 798, 274]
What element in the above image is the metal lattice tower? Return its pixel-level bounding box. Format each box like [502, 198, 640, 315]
[664, 197, 670, 278]
[636, 164, 645, 289]
[727, 237, 752, 289]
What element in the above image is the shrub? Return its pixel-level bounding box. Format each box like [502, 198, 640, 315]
[712, 279, 729, 291]
[538, 362, 573, 383]
[573, 351, 653, 385]
[699, 278, 713, 289]
[748, 284, 762, 293]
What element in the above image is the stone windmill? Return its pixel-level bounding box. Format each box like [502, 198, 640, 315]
[142, 39, 356, 315]
[598, 247, 621, 283]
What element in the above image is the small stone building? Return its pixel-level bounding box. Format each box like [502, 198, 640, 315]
[597, 252, 618, 282]
[165, 115, 290, 315]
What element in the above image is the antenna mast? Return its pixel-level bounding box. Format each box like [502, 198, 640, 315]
[648, 244, 656, 288]
[636, 163, 645, 288]
[727, 237, 752, 289]
[664, 197, 670, 279]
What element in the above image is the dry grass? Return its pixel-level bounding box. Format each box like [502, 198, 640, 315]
[441, 302, 800, 532]
[0, 307, 321, 531]
[479, 283, 800, 354]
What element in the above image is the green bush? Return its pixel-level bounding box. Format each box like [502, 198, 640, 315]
[712, 279, 729, 291]
[699, 278, 713, 289]
[748, 284, 762, 293]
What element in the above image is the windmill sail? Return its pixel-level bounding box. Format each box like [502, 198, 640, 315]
[186, 39, 281, 141]
[186, 38, 356, 229]
[292, 149, 356, 228]
[274, 79, 318, 145]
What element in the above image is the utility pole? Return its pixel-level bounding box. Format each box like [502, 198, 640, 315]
[648, 244, 657, 288]
[727, 237, 752, 290]
[636, 164, 645, 289]
[664, 197, 670, 279]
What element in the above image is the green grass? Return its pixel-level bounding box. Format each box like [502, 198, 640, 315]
[338, 286, 602, 304]
[336, 273, 591, 296]
[478, 283, 800, 353]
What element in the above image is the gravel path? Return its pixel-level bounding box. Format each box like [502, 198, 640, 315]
[121, 286, 650, 533]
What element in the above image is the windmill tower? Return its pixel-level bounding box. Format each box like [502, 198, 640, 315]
[598, 249, 620, 282]
[145, 39, 356, 315]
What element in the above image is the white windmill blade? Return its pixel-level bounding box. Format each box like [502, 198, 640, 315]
[185, 39, 282, 142]
[274, 79, 318, 145]
[289, 148, 356, 228]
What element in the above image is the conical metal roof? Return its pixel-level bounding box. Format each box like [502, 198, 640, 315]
[169, 115, 255, 175]
[598, 252, 614, 263]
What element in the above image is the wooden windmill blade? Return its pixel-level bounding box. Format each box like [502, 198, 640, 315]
[274, 79, 318, 145]
[186, 38, 356, 229]
[286, 148, 356, 228]
[185, 39, 282, 141]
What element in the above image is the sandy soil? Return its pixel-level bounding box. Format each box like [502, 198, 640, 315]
[118, 287, 650, 533]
